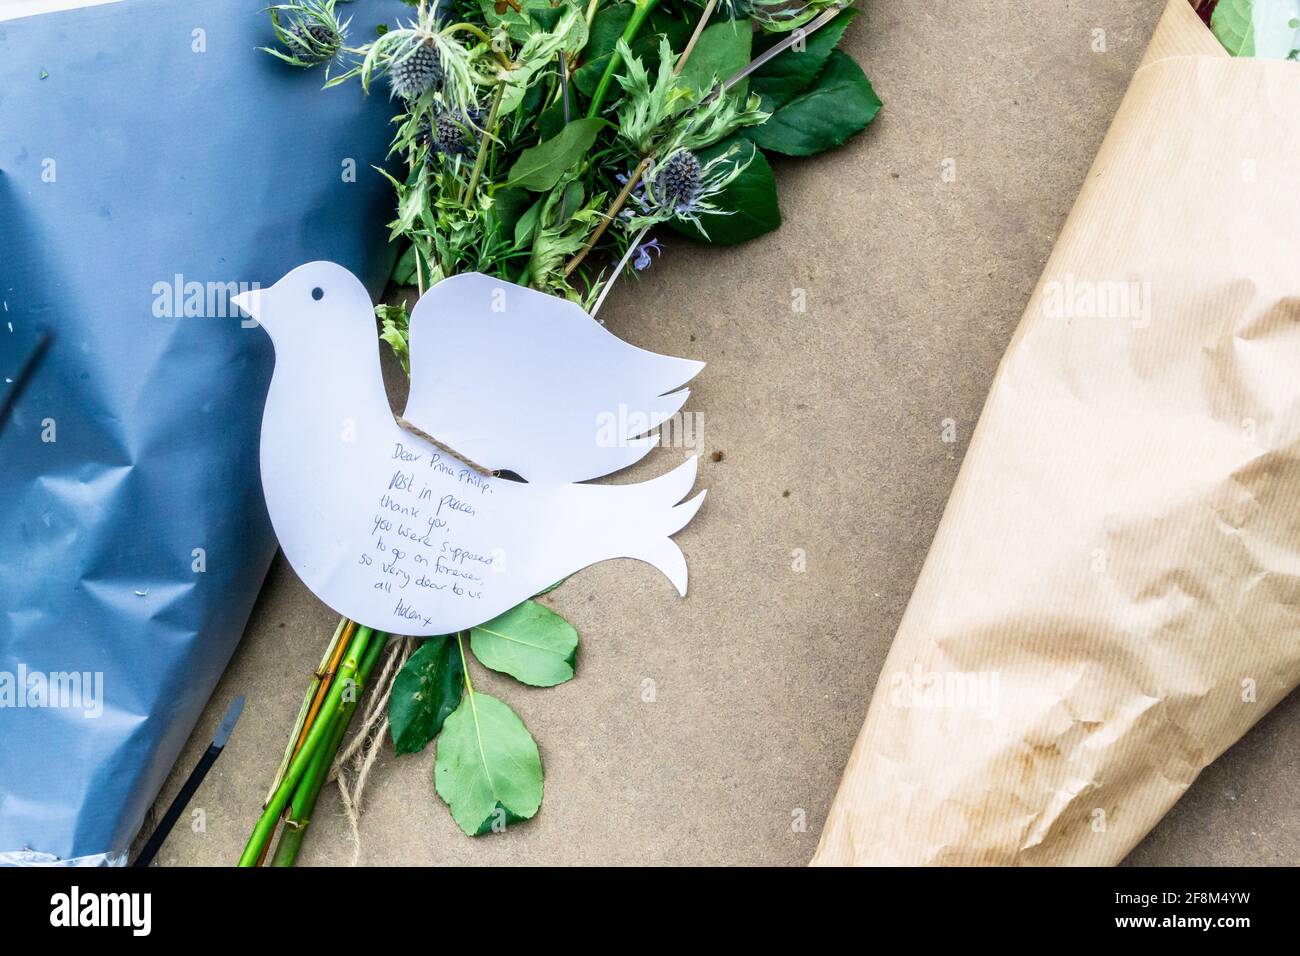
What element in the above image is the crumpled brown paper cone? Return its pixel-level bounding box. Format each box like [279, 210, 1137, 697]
[813, 0, 1300, 866]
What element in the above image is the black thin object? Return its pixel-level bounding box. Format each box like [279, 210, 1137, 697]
[133, 695, 244, 867]
[0, 322, 49, 423]
[559, 51, 571, 124]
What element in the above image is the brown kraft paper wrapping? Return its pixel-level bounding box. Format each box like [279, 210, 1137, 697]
[813, 0, 1300, 866]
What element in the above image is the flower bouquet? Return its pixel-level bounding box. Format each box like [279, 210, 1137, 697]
[815, 0, 1300, 865]
[237, 0, 879, 864]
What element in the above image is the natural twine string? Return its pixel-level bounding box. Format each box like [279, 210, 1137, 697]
[330, 636, 411, 866]
[395, 415, 498, 479]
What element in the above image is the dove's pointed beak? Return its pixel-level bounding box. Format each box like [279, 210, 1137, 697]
[232, 287, 263, 323]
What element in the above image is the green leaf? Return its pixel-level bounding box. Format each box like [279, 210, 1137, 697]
[1212, 0, 1300, 58]
[497, 6, 591, 114]
[389, 637, 463, 755]
[519, 80, 548, 120]
[482, 0, 567, 42]
[530, 4, 565, 32]
[435, 689, 543, 835]
[389, 243, 418, 287]
[393, 173, 429, 233]
[668, 136, 781, 245]
[573, 6, 692, 99]
[489, 187, 532, 241]
[750, 8, 857, 110]
[537, 99, 568, 141]
[1212, 0, 1256, 56]
[506, 117, 607, 192]
[573, 3, 635, 98]
[470, 600, 578, 687]
[557, 179, 586, 222]
[585, 2, 635, 58]
[677, 20, 753, 100]
[514, 196, 543, 247]
[748, 50, 880, 157]
[375, 302, 411, 374]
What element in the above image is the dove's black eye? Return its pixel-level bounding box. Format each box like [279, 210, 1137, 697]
[311, 287, 324, 301]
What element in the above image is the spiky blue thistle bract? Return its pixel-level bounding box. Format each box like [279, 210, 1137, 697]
[655, 150, 704, 215]
[421, 107, 485, 161]
[288, 18, 341, 64]
[389, 38, 443, 100]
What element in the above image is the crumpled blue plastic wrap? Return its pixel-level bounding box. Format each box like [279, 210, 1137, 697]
[0, 0, 408, 865]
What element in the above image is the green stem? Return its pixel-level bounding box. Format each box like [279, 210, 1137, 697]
[455, 631, 474, 695]
[263, 616, 349, 807]
[414, 242, 427, 296]
[445, 22, 493, 46]
[462, 81, 506, 207]
[445, 23, 512, 68]
[269, 632, 391, 867]
[267, 712, 347, 867]
[586, 0, 660, 119]
[238, 627, 375, 866]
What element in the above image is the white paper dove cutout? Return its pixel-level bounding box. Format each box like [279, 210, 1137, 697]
[405, 272, 704, 484]
[233, 263, 705, 636]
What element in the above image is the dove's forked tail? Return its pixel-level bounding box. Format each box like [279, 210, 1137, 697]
[602, 456, 705, 597]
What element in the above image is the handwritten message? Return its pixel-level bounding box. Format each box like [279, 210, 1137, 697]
[357, 442, 496, 630]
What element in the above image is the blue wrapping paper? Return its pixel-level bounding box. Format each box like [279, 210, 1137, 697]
[0, 0, 408, 864]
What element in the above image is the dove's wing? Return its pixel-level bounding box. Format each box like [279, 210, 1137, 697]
[401, 273, 703, 485]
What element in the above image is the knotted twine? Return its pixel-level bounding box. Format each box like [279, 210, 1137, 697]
[328, 635, 411, 866]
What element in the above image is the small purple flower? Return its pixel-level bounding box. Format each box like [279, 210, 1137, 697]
[617, 172, 650, 220]
[633, 239, 662, 271]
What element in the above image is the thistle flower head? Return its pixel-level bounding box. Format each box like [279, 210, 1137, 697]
[422, 106, 485, 160]
[653, 150, 703, 215]
[264, 0, 349, 69]
[289, 19, 338, 59]
[625, 144, 754, 239]
[353, 16, 482, 120]
[389, 36, 444, 100]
